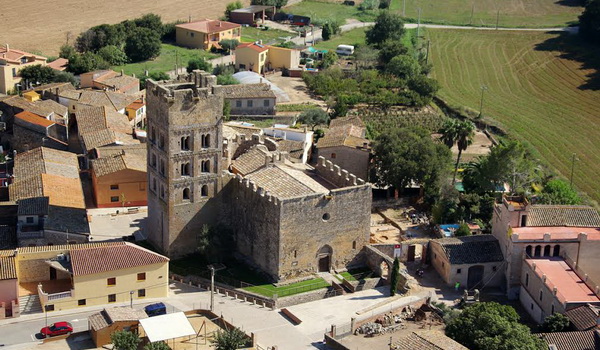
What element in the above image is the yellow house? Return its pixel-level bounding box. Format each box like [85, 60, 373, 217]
[0, 44, 47, 94]
[13, 242, 169, 313]
[176, 20, 241, 50]
[235, 42, 300, 74]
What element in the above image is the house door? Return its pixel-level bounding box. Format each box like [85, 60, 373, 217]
[407, 245, 416, 262]
[468, 265, 484, 289]
[49, 267, 57, 280]
[318, 255, 330, 272]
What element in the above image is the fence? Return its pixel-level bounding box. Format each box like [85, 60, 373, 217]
[562, 252, 600, 297]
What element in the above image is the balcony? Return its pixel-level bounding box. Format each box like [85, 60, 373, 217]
[37, 282, 74, 305]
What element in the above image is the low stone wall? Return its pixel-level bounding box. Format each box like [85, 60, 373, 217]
[349, 277, 382, 292]
[324, 334, 350, 350]
[353, 293, 431, 332]
[276, 287, 332, 308]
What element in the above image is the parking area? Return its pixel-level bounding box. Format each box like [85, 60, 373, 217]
[87, 207, 147, 242]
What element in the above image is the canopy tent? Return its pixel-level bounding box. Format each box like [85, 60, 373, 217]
[139, 312, 196, 343]
[232, 71, 291, 102]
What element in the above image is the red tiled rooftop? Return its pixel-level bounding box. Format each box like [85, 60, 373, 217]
[512, 226, 600, 241]
[176, 19, 240, 33]
[47, 58, 69, 71]
[69, 243, 168, 276]
[15, 111, 54, 127]
[525, 258, 600, 304]
[236, 42, 269, 53]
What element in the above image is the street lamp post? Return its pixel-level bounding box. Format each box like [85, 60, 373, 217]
[130, 290, 134, 308]
[209, 266, 215, 311]
[478, 85, 488, 118]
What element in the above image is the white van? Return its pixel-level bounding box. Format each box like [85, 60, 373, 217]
[335, 45, 355, 56]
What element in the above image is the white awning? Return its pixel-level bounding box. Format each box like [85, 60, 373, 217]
[139, 312, 196, 342]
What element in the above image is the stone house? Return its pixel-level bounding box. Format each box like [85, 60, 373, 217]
[520, 258, 600, 323]
[213, 83, 276, 116]
[13, 111, 68, 152]
[491, 196, 600, 299]
[145, 71, 371, 281]
[175, 20, 241, 51]
[0, 45, 47, 94]
[316, 116, 370, 182]
[89, 307, 148, 347]
[80, 70, 140, 94]
[429, 235, 504, 289]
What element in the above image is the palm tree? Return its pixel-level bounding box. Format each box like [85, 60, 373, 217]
[440, 119, 475, 184]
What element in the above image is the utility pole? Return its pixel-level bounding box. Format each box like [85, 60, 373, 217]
[478, 85, 488, 118]
[495, 10, 500, 30]
[209, 265, 215, 311]
[130, 291, 134, 308]
[570, 153, 578, 188]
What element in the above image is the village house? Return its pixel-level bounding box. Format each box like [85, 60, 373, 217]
[0, 45, 47, 94]
[429, 235, 504, 289]
[46, 58, 69, 72]
[235, 42, 300, 74]
[262, 125, 313, 163]
[80, 70, 140, 94]
[175, 19, 241, 50]
[213, 83, 276, 116]
[90, 144, 147, 208]
[125, 98, 146, 129]
[5, 241, 168, 315]
[89, 307, 148, 347]
[8, 147, 89, 246]
[0, 251, 18, 318]
[316, 116, 370, 181]
[491, 196, 600, 299]
[229, 5, 276, 26]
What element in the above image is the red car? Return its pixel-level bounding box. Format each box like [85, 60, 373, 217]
[40, 322, 73, 337]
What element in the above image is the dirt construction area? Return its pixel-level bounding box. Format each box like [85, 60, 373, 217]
[0, 0, 243, 55]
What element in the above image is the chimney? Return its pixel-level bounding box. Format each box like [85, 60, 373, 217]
[5, 43, 9, 52]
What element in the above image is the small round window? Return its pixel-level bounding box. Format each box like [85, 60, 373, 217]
[322, 213, 331, 221]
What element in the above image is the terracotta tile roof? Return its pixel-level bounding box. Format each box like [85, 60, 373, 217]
[89, 307, 148, 331]
[13, 147, 80, 180]
[566, 304, 600, 331]
[236, 42, 269, 53]
[44, 206, 89, 234]
[16, 241, 123, 254]
[99, 74, 139, 92]
[95, 144, 147, 158]
[329, 115, 365, 130]
[245, 163, 330, 199]
[69, 242, 168, 276]
[91, 151, 147, 177]
[17, 197, 49, 215]
[9, 176, 44, 200]
[81, 129, 139, 152]
[318, 116, 368, 149]
[37, 99, 68, 118]
[511, 226, 600, 241]
[15, 111, 54, 127]
[0, 255, 17, 280]
[231, 146, 269, 176]
[433, 235, 504, 265]
[394, 331, 468, 350]
[58, 89, 82, 100]
[537, 330, 600, 350]
[41, 173, 86, 209]
[127, 99, 145, 110]
[77, 91, 138, 111]
[275, 139, 304, 159]
[223, 123, 263, 138]
[47, 58, 69, 71]
[1, 96, 54, 117]
[0, 46, 46, 64]
[176, 19, 240, 33]
[527, 206, 600, 227]
[76, 105, 132, 135]
[214, 83, 276, 99]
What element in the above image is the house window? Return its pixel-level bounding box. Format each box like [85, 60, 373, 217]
[525, 273, 529, 287]
[263, 99, 270, 107]
[544, 245, 551, 256]
[26, 217, 34, 224]
[247, 100, 253, 108]
[138, 289, 146, 297]
[331, 153, 336, 159]
[492, 266, 497, 272]
[190, 32, 195, 37]
[553, 245, 560, 257]
[531, 303, 534, 310]
[551, 304, 555, 314]
[45, 305, 55, 311]
[110, 196, 119, 202]
[108, 294, 116, 303]
[160, 159, 165, 176]
[110, 184, 119, 190]
[78, 299, 86, 306]
[352, 241, 357, 250]
[457, 268, 462, 274]
[151, 153, 157, 168]
[21, 57, 27, 64]
[12, 68, 17, 77]
[152, 178, 157, 192]
[236, 100, 242, 108]
[159, 135, 165, 150]
[107, 277, 116, 286]
[521, 214, 528, 227]
[137, 272, 146, 281]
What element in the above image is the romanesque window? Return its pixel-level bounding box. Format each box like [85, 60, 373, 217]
[525, 245, 532, 257]
[352, 241, 356, 250]
[151, 153, 157, 168]
[160, 185, 165, 199]
[183, 188, 190, 201]
[543, 245, 551, 256]
[201, 160, 210, 173]
[201, 185, 209, 197]
[159, 135, 165, 150]
[151, 128, 156, 143]
[181, 136, 190, 151]
[181, 163, 191, 176]
[160, 159, 165, 176]
[202, 134, 211, 148]
[152, 178, 157, 192]
[553, 245, 560, 257]
[539, 290, 543, 301]
[331, 153, 336, 159]
[534, 245, 541, 257]
[525, 273, 529, 287]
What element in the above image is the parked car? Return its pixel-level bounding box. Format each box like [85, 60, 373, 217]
[144, 302, 166, 317]
[40, 322, 73, 337]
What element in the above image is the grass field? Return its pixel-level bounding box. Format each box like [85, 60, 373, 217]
[112, 44, 217, 76]
[241, 27, 295, 44]
[242, 278, 330, 297]
[285, 0, 377, 24]
[428, 29, 600, 203]
[314, 27, 368, 50]
[390, 0, 583, 27]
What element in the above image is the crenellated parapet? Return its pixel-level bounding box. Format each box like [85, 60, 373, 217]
[315, 156, 366, 188]
[235, 173, 281, 206]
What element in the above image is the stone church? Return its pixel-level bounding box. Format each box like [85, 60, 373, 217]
[145, 71, 371, 281]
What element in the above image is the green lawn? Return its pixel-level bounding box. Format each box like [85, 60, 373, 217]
[242, 278, 330, 298]
[340, 267, 374, 282]
[314, 27, 367, 51]
[390, 0, 582, 27]
[285, 0, 378, 24]
[112, 43, 218, 76]
[241, 27, 295, 44]
[428, 29, 600, 204]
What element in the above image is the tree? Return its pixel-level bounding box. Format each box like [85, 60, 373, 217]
[320, 51, 338, 69]
[322, 23, 333, 41]
[187, 57, 212, 73]
[538, 179, 581, 205]
[408, 75, 440, 99]
[223, 100, 231, 121]
[446, 302, 546, 350]
[439, 119, 475, 183]
[541, 313, 570, 333]
[366, 11, 405, 46]
[299, 108, 329, 130]
[372, 127, 452, 193]
[134, 13, 164, 35]
[144, 342, 170, 350]
[219, 39, 240, 54]
[217, 74, 238, 85]
[251, 0, 288, 8]
[124, 27, 161, 62]
[378, 40, 409, 65]
[225, 1, 243, 20]
[110, 331, 141, 350]
[68, 52, 110, 74]
[211, 327, 248, 350]
[354, 46, 379, 70]
[579, 0, 600, 45]
[97, 45, 128, 65]
[19, 65, 57, 87]
[59, 44, 77, 61]
[390, 257, 400, 296]
[54, 71, 78, 87]
[455, 222, 471, 236]
[386, 54, 420, 80]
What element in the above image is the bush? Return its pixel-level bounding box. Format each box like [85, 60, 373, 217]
[97, 45, 128, 65]
[59, 45, 77, 61]
[322, 23, 333, 41]
[110, 331, 140, 350]
[225, 1, 243, 20]
[187, 57, 212, 73]
[217, 74, 238, 85]
[386, 54, 420, 79]
[455, 223, 472, 236]
[68, 52, 110, 74]
[359, 0, 380, 11]
[125, 27, 161, 62]
[210, 327, 248, 350]
[541, 313, 570, 333]
[219, 39, 240, 54]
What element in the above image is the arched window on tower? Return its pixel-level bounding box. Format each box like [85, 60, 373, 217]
[201, 185, 209, 197]
[181, 163, 191, 176]
[183, 188, 190, 201]
[201, 160, 210, 173]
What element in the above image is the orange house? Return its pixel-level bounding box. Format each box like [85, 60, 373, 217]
[90, 146, 147, 208]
